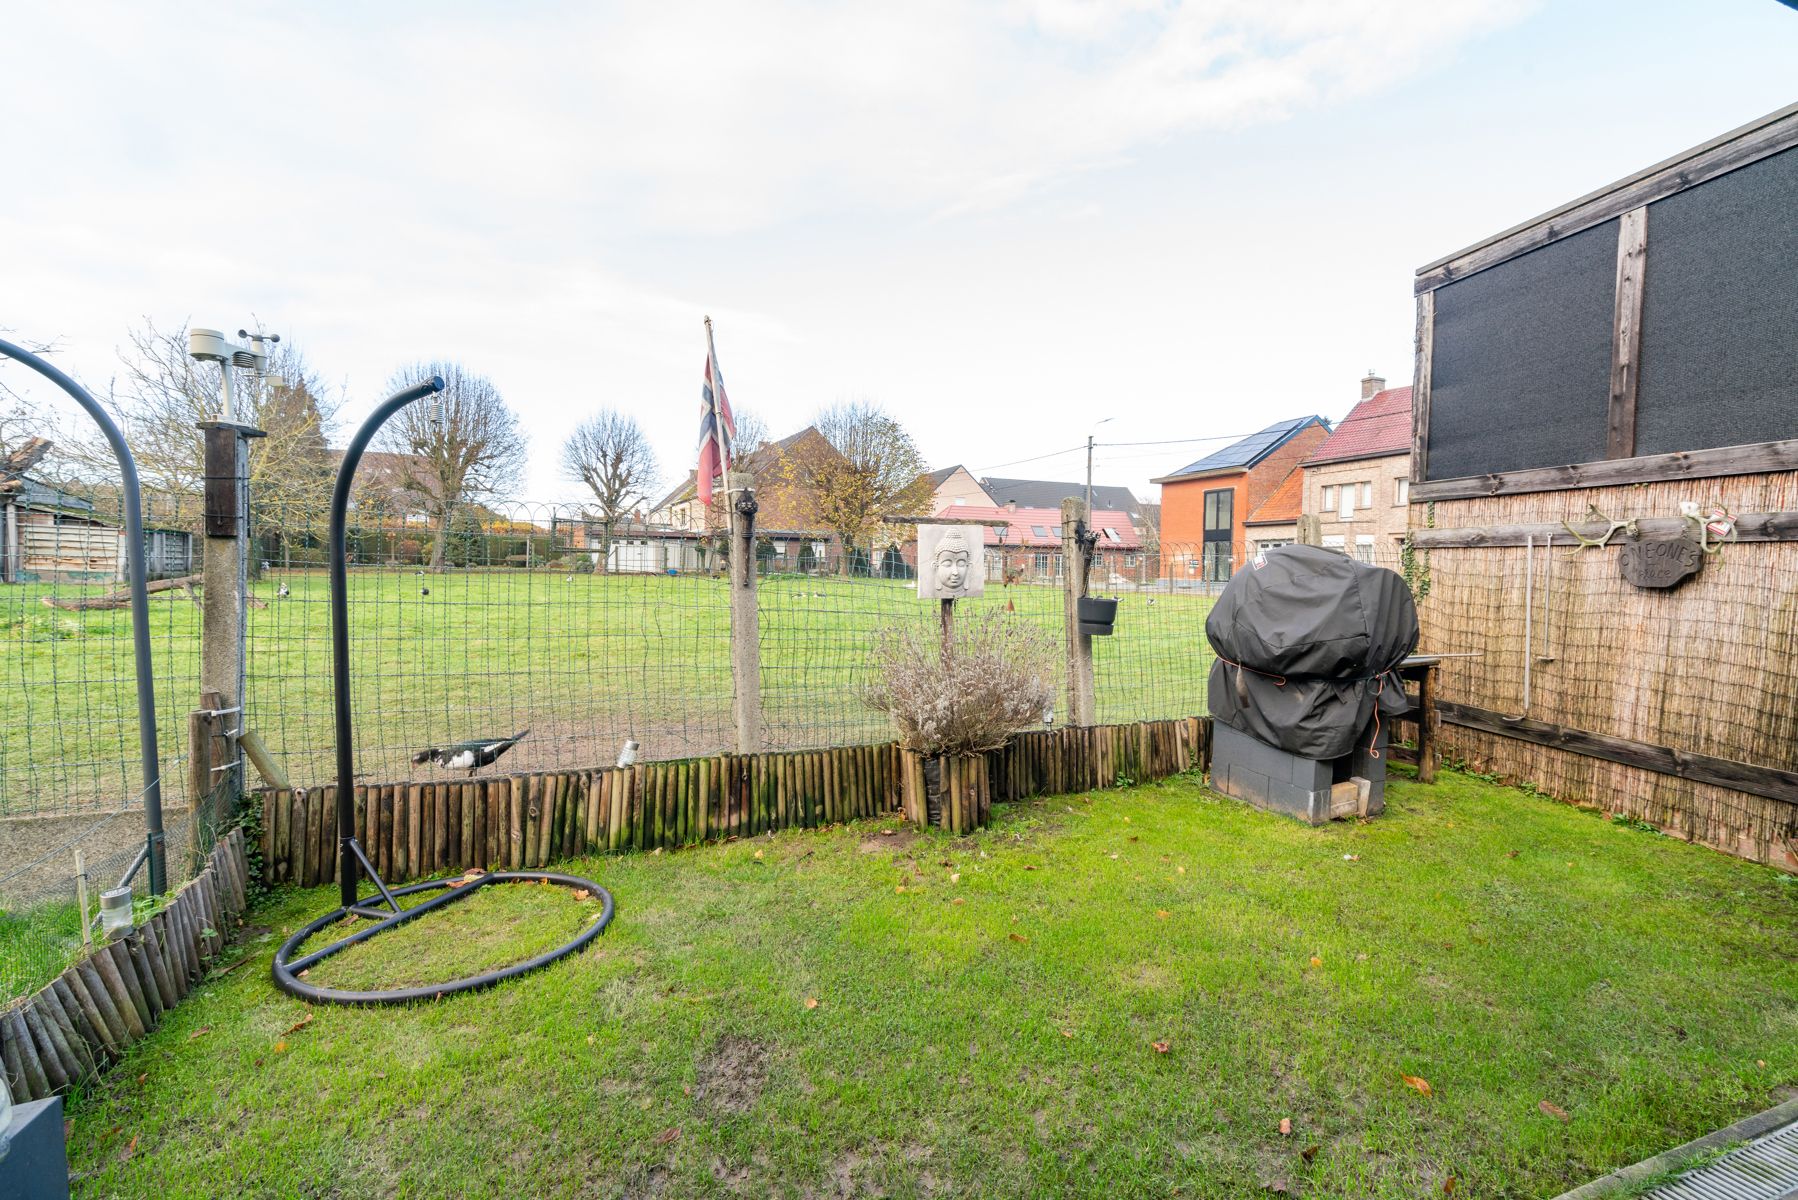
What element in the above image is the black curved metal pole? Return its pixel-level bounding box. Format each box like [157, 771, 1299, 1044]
[0, 338, 169, 895]
[329, 376, 444, 909]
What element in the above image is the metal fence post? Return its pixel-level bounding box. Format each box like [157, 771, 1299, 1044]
[197, 420, 264, 806]
[728, 473, 763, 753]
[1061, 497, 1097, 726]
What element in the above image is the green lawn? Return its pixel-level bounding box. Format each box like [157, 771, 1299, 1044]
[3, 569, 1215, 816]
[63, 770, 1798, 1199]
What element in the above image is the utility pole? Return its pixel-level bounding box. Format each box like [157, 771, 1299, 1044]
[1084, 417, 1113, 519]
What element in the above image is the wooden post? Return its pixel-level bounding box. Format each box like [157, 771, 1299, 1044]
[1060, 497, 1097, 726]
[728, 474, 763, 753]
[197, 419, 263, 805]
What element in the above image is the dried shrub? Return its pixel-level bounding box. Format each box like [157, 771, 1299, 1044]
[863, 610, 1058, 758]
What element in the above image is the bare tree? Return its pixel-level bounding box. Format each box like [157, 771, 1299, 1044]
[561, 410, 659, 572]
[72, 320, 339, 526]
[731, 406, 770, 457]
[783, 400, 933, 574]
[378, 361, 527, 570]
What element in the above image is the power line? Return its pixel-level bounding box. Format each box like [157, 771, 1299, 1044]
[973, 404, 1413, 475]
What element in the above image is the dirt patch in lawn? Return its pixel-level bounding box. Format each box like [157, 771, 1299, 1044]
[694, 1034, 771, 1117]
[858, 829, 917, 854]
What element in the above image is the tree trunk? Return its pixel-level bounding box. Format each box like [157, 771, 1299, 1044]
[598, 520, 614, 575]
[429, 511, 449, 571]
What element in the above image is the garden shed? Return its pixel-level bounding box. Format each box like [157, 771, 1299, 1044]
[0, 476, 193, 584]
[1407, 102, 1798, 870]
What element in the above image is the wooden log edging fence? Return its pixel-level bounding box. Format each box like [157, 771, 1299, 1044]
[255, 718, 1213, 889]
[1, 827, 251, 1104]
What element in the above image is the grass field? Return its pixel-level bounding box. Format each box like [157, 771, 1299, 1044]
[62, 770, 1798, 1199]
[2, 569, 1216, 816]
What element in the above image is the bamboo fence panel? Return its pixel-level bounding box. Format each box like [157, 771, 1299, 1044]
[254, 718, 1211, 885]
[1418, 477, 1798, 868]
[0, 829, 253, 1104]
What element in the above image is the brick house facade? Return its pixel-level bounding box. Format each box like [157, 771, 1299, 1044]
[1152, 416, 1330, 581]
[1300, 374, 1414, 564]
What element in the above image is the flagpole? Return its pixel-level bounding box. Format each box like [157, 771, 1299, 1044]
[704, 315, 735, 543]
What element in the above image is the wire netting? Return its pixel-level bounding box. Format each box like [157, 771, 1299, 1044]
[240, 503, 1240, 790]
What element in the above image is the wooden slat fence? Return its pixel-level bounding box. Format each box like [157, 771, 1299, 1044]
[257, 718, 1212, 888]
[1, 828, 251, 1104]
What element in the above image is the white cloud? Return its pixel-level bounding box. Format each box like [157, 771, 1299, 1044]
[0, 0, 1539, 498]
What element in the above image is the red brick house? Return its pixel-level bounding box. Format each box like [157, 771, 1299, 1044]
[1152, 416, 1330, 581]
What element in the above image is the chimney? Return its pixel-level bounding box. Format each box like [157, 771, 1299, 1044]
[1360, 368, 1386, 401]
[1005, 499, 1017, 512]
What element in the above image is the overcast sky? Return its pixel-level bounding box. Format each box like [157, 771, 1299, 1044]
[2, 2, 1794, 507]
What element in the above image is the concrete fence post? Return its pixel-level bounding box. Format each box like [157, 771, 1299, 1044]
[197, 420, 264, 805]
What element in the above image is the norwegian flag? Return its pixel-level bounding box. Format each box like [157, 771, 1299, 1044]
[696, 322, 736, 507]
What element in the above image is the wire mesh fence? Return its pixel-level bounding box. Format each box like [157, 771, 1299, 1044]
[237, 501, 1243, 792]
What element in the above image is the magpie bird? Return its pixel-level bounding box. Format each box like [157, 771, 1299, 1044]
[412, 730, 529, 775]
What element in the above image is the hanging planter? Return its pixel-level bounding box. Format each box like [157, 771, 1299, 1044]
[1077, 596, 1118, 636]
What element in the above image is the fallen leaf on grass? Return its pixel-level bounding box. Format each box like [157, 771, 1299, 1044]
[950, 873, 960, 883]
[895, 885, 907, 894]
[1023, 865, 1038, 871]
[1108, 854, 1120, 861]
[1009, 932, 1029, 944]
[573, 889, 591, 900]
[1505, 850, 1519, 859]
[273, 1040, 288, 1053]
[1261, 1177, 1289, 1193]
[951, 897, 965, 905]
[654, 1126, 681, 1146]
[1300, 1145, 1319, 1163]
[1128, 836, 1139, 843]
[135, 1073, 147, 1085]
[804, 997, 819, 1010]
[1400, 1074, 1433, 1097]
[1060, 1029, 1075, 1039]
[1176, 865, 1185, 874]
[1309, 956, 1322, 968]
[879, 828, 895, 836]
[1279, 1118, 1292, 1136]
[119, 1134, 138, 1162]
[283, 1013, 314, 1036]
[1151, 1040, 1170, 1054]
[753, 849, 763, 859]
[1444, 1176, 1457, 1194]
[1538, 1100, 1570, 1122]
[1342, 854, 1360, 861]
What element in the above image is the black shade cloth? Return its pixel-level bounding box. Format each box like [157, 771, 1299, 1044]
[1205, 544, 1420, 760]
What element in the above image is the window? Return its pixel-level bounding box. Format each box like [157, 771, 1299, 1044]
[1354, 534, 1375, 564]
[1034, 552, 1050, 573]
[1052, 525, 1063, 538]
[1322, 535, 1346, 551]
[1031, 525, 1049, 538]
[1338, 485, 1354, 519]
[1358, 482, 1372, 508]
[1394, 477, 1409, 506]
[990, 526, 1007, 542]
[1321, 484, 1337, 514]
[1257, 538, 1293, 552]
[1201, 488, 1234, 581]
[1102, 527, 1121, 542]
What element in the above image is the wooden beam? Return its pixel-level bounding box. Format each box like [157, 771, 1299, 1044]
[1411, 291, 1433, 485]
[1411, 510, 1798, 549]
[1414, 103, 1798, 294]
[1437, 701, 1798, 805]
[1607, 207, 1647, 460]
[1410, 439, 1798, 502]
